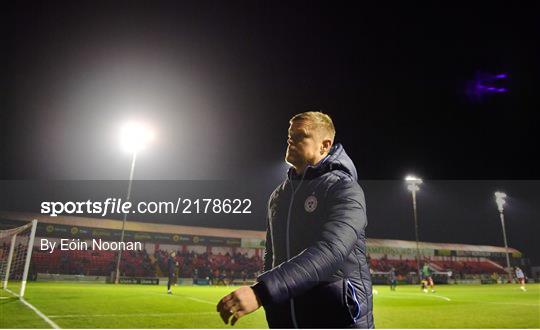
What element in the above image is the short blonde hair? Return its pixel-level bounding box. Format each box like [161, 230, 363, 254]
[290, 111, 336, 142]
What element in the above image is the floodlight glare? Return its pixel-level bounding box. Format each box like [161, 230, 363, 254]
[405, 175, 423, 183]
[405, 175, 423, 191]
[494, 191, 507, 212]
[120, 121, 154, 154]
[493, 190, 511, 279]
[404, 174, 423, 279]
[115, 120, 154, 284]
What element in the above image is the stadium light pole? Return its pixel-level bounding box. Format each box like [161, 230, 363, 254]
[405, 175, 423, 281]
[114, 121, 154, 284]
[494, 191, 512, 282]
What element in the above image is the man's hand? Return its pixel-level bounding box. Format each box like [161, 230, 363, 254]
[216, 286, 261, 326]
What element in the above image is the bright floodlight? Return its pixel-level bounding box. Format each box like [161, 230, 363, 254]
[495, 191, 507, 212]
[405, 175, 423, 192]
[120, 121, 154, 153]
[405, 175, 423, 183]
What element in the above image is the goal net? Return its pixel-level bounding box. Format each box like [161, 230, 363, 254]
[0, 219, 37, 298]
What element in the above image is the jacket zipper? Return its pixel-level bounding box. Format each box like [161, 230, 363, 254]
[286, 170, 307, 328]
[346, 279, 361, 323]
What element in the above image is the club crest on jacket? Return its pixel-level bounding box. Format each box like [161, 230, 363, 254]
[304, 195, 318, 213]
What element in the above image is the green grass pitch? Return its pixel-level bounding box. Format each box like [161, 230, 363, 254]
[1, 282, 538, 328]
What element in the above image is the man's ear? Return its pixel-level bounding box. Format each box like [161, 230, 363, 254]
[321, 139, 333, 154]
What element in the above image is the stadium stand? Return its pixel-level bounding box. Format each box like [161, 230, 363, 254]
[0, 212, 527, 284]
[30, 246, 262, 280]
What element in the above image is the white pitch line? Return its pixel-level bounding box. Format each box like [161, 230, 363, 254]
[3, 288, 60, 329]
[431, 294, 452, 301]
[186, 296, 217, 305]
[481, 301, 539, 307]
[378, 292, 539, 306]
[151, 292, 216, 306]
[48, 311, 216, 319]
[376, 292, 451, 301]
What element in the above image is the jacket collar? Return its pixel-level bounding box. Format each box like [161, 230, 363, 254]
[287, 143, 356, 181]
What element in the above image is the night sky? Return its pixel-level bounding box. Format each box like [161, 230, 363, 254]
[2, 2, 539, 262]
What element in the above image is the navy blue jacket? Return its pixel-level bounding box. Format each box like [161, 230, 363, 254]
[252, 144, 374, 328]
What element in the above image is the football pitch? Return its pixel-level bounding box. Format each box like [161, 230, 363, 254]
[1, 283, 539, 328]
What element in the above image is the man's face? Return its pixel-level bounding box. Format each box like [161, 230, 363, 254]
[285, 120, 322, 169]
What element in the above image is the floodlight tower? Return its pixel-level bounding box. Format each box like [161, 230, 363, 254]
[494, 191, 512, 281]
[405, 175, 423, 280]
[114, 121, 154, 284]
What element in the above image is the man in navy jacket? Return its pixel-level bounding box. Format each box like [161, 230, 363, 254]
[217, 112, 374, 328]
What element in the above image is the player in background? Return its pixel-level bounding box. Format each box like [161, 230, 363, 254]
[389, 267, 397, 291]
[216, 269, 227, 286]
[515, 266, 527, 292]
[420, 278, 428, 293]
[421, 263, 435, 293]
[167, 251, 179, 294]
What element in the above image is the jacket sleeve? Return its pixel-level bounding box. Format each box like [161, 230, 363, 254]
[253, 179, 366, 306]
[263, 214, 273, 272]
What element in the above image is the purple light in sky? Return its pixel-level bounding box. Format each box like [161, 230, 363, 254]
[466, 71, 509, 102]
